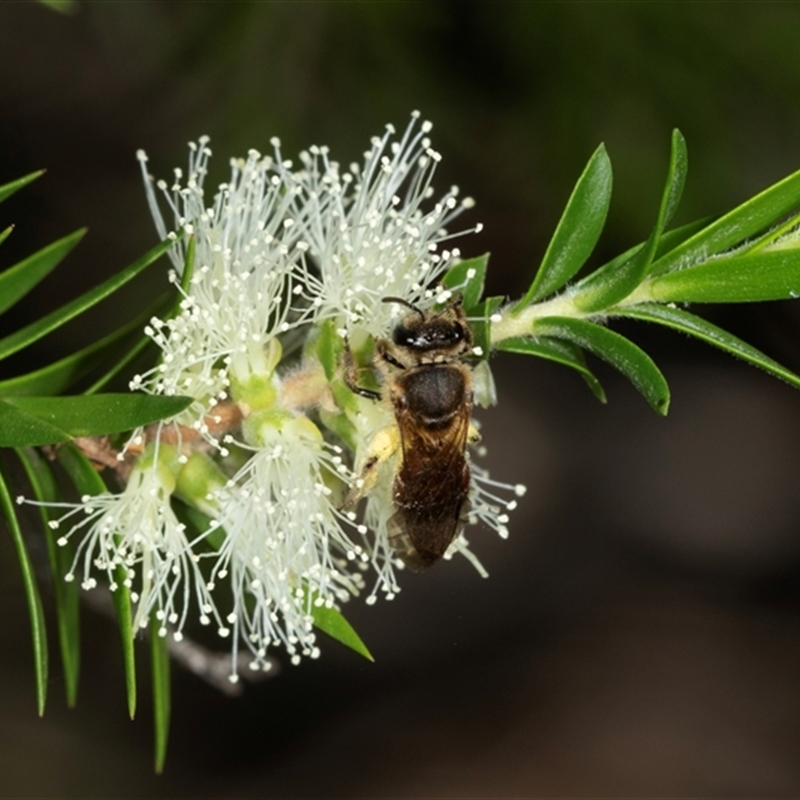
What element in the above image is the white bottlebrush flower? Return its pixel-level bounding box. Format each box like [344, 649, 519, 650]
[133, 139, 306, 409]
[30, 445, 213, 641]
[291, 111, 482, 339]
[201, 416, 369, 678]
[25, 118, 525, 683]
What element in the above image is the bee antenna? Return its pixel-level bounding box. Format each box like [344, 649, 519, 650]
[382, 296, 425, 319]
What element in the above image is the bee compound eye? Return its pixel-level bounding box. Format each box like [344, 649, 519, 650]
[434, 321, 463, 346]
[392, 324, 414, 346]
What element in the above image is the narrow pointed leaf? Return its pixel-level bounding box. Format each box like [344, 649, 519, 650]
[0, 394, 192, 446]
[150, 616, 172, 774]
[315, 319, 342, 382]
[650, 162, 800, 276]
[646, 249, 800, 303]
[0, 400, 72, 446]
[84, 336, 153, 396]
[0, 467, 48, 715]
[576, 130, 688, 311]
[442, 253, 490, 311]
[534, 316, 670, 414]
[17, 447, 80, 706]
[0, 335, 122, 397]
[0, 234, 177, 362]
[577, 215, 715, 292]
[495, 335, 606, 402]
[87, 234, 192, 398]
[57, 444, 137, 718]
[308, 594, 373, 661]
[659, 130, 689, 225]
[0, 297, 169, 397]
[657, 216, 716, 258]
[176, 235, 196, 309]
[516, 144, 612, 308]
[611, 303, 800, 388]
[0, 225, 14, 247]
[320, 398, 359, 453]
[0, 229, 86, 316]
[0, 170, 45, 204]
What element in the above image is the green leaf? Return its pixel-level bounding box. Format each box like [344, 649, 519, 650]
[0, 225, 14, 247]
[320, 397, 359, 452]
[516, 144, 612, 308]
[17, 447, 81, 707]
[0, 465, 48, 715]
[534, 316, 670, 414]
[495, 335, 606, 402]
[469, 295, 504, 358]
[646, 249, 800, 303]
[0, 394, 192, 446]
[315, 319, 342, 382]
[150, 615, 171, 774]
[0, 401, 72, 447]
[0, 234, 178, 363]
[0, 297, 169, 397]
[114, 576, 138, 721]
[575, 130, 688, 311]
[650, 161, 800, 276]
[577, 216, 715, 293]
[655, 216, 716, 259]
[175, 235, 196, 313]
[57, 444, 137, 719]
[610, 302, 800, 389]
[309, 593, 374, 662]
[0, 170, 45, 204]
[659, 130, 689, 231]
[85, 336, 154, 396]
[442, 253, 489, 311]
[0, 229, 86, 316]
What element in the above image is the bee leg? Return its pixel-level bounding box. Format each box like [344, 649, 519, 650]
[343, 425, 401, 509]
[343, 337, 381, 401]
[376, 339, 406, 370]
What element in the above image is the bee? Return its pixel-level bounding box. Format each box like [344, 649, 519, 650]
[344, 296, 479, 570]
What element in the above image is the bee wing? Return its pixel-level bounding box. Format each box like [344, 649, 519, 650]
[393, 403, 472, 568]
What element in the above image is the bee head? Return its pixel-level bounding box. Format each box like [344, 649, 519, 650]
[383, 297, 471, 354]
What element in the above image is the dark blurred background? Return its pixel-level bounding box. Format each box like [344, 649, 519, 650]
[3, 2, 800, 796]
